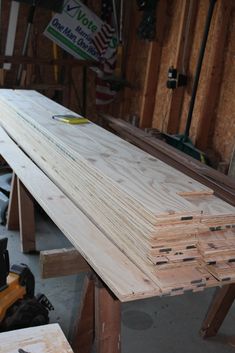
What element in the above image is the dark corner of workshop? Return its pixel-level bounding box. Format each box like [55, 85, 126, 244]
[0, 0, 234, 352]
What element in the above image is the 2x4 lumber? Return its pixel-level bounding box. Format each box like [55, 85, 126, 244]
[40, 248, 90, 279]
[196, 0, 233, 150]
[139, 0, 167, 128]
[0, 127, 159, 301]
[167, 0, 198, 134]
[6, 172, 19, 231]
[17, 177, 36, 253]
[99, 115, 235, 206]
[200, 284, 235, 338]
[72, 274, 95, 353]
[95, 279, 121, 353]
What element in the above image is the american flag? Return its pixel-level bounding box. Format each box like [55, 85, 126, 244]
[93, 23, 115, 57]
[95, 0, 117, 107]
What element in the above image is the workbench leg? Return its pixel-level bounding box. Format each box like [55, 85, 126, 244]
[72, 273, 95, 353]
[7, 172, 19, 230]
[95, 279, 121, 353]
[200, 284, 235, 338]
[17, 177, 36, 253]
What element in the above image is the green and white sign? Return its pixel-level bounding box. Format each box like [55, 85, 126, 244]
[44, 0, 116, 62]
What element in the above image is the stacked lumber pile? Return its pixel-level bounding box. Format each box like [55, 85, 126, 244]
[99, 114, 235, 206]
[0, 89, 235, 296]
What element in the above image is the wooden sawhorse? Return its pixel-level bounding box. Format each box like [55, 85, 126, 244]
[200, 284, 235, 338]
[7, 172, 235, 352]
[6, 172, 121, 353]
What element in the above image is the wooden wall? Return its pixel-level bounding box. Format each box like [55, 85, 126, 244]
[110, 0, 235, 166]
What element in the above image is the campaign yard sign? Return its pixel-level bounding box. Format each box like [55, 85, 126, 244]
[44, 0, 116, 62]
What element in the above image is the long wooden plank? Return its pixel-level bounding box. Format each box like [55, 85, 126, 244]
[3, 89, 212, 217]
[2, 91, 235, 294]
[0, 126, 159, 302]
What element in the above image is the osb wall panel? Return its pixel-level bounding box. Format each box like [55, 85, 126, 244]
[152, 0, 181, 132]
[152, 0, 210, 135]
[150, 0, 235, 163]
[210, 7, 235, 163]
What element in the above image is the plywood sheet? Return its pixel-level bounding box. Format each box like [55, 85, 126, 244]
[0, 324, 73, 353]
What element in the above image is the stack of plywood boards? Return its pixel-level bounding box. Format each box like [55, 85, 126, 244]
[0, 89, 235, 297]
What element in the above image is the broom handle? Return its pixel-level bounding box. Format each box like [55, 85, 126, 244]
[183, 0, 217, 142]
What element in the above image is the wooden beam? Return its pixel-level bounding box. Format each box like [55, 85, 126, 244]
[6, 172, 19, 230]
[72, 273, 95, 353]
[167, 0, 198, 134]
[200, 284, 235, 338]
[95, 279, 121, 353]
[139, 0, 167, 128]
[196, 0, 233, 150]
[40, 248, 90, 279]
[17, 177, 36, 253]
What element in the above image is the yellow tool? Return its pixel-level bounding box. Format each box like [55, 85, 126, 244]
[0, 238, 53, 332]
[52, 114, 90, 125]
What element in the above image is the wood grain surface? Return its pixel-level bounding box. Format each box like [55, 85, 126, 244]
[0, 90, 235, 296]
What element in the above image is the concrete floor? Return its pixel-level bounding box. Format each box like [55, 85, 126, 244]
[1, 210, 235, 353]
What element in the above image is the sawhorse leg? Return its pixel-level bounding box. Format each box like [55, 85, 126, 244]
[72, 273, 121, 353]
[7, 172, 36, 253]
[200, 284, 235, 338]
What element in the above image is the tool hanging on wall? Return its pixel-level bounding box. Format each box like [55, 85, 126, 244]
[136, 0, 159, 40]
[163, 0, 217, 162]
[4, 1, 20, 71]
